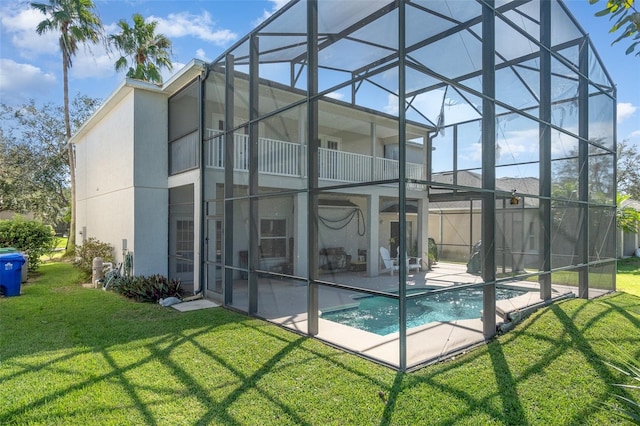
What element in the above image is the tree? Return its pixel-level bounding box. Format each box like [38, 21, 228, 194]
[31, 0, 103, 252]
[549, 143, 640, 234]
[590, 0, 640, 56]
[551, 147, 615, 203]
[617, 193, 640, 233]
[110, 13, 173, 83]
[0, 217, 55, 271]
[617, 140, 640, 199]
[0, 95, 101, 228]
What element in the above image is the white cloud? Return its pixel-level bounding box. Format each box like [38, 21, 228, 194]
[618, 102, 637, 124]
[161, 61, 186, 83]
[0, 58, 56, 103]
[624, 130, 640, 146]
[270, 0, 291, 9]
[383, 93, 399, 115]
[1, 4, 113, 80]
[195, 48, 207, 61]
[253, 0, 290, 27]
[325, 92, 344, 100]
[1, 7, 59, 58]
[71, 46, 115, 79]
[496, 128, 539, 163]
[148, 11, 237, 46]
[462, 141, 482, 163]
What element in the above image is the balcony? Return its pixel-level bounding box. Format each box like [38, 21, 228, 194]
[205, 129, 426, 187]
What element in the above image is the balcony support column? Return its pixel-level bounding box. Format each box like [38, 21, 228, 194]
[295, 192, 309, 276]
[367, 195, 380, 277]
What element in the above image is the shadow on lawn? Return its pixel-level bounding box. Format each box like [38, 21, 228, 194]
[0, 272, 245, 359]
[2, 264, 640, 424]
[378, 292, 640, 425]
[0, 316, 310, 425]
[3, 267, 388, 425]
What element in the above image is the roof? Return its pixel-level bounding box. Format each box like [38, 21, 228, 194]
[209, 0, 614, 130]
[429, 170, 540, 210]
[621, 198, 640, 211]
[70, 59, 206, 144]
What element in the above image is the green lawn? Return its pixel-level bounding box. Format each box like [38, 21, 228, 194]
[40, 236, 69, 263]
[617, 257, 640, 297]
[1, 262, 639, 425]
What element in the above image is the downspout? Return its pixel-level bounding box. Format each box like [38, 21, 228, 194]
[196, 64, 211, 296]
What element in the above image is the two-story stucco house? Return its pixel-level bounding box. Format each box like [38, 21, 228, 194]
[72, 0, 617, 370]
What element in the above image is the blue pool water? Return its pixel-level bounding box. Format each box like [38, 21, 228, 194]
[321, 287, 528, 336]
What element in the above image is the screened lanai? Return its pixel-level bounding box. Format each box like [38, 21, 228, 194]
[188, 0, 616, 371]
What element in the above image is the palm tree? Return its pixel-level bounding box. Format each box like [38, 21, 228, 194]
[31, 0, 103, 253]
[110, 13, 173, 83]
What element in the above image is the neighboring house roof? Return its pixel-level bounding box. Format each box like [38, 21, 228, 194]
[620, 198, 640, 211]
[429, 170, 540, 210]
[496, 176, 540, 196]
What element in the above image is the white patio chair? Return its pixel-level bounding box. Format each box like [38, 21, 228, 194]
[379, 247, 399, 275]
[380, 247, 422, 276]
[407, 254, 422, 273]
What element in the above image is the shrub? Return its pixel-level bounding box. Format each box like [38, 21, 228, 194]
[75, 238, 114, 277]
[111, 274, 181, 303]
[0, 216, 54, 271]
[426, 237, 439, 269]
[428, 237, 439, 263]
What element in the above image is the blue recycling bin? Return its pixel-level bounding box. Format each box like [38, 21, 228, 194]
[0, 253, 26, 297]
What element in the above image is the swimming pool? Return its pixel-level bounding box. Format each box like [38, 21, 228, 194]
[321, 287, 528, 336]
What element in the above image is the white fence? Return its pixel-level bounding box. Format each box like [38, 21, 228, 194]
[205, 129, 426, 186]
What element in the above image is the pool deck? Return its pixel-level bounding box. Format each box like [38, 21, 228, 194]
[225, 262, 601, 369]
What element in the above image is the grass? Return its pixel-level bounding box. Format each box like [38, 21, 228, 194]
[1, 262, 639, 425]
[617, 257, 640, 297]
[40, 236, 69, 263]
[497, 259, 640, 298]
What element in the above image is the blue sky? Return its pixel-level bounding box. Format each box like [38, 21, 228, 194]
[0, 0, 638, 148]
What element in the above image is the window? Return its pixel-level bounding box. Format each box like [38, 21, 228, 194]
[176, 220, 194, 273]
[260, 219, 287, 258]
[169, 185, 194, 288]
[320, 135, 341, 151]
[320, 135, 341, 180]
[384, 144, 399, 160]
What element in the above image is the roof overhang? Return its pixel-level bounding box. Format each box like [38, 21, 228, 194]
[70, 79, 162, 144]
[70, 60, 207, 144]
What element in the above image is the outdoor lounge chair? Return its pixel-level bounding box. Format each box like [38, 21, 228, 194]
[379, 247, 422, 276]
[380, 246, 400, 275]
[407, 255, 422, 273]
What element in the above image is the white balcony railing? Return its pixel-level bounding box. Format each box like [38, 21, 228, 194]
[205, 129, 426, 187]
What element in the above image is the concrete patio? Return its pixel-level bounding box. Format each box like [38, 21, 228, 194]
[225, 262, 581, 369]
